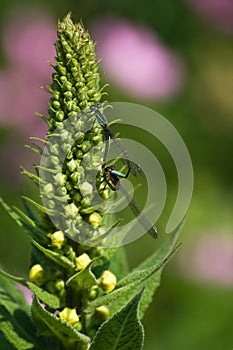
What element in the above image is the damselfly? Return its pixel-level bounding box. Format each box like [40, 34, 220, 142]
[87, 104, 141, 177]
[103, 165, 158, 240]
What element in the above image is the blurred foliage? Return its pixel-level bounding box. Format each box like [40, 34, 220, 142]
[0, 1, 232, 349]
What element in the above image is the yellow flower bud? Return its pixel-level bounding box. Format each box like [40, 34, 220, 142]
[76, 253, 91, 271]
[99, 270, 117, 293]
[59, 307, 79, 325]
[29, 264, 47, 286]
[51, 231, 66, 249]
[102, 189, 109, 200]
[89, 285, 98, 300]
[89, 212, 102, 228]
[95, 305, 110, 323]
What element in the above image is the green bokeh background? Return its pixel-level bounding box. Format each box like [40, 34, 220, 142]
[0, 1, 232, 349]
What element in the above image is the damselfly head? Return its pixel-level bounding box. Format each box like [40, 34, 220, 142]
[90, 103, 102, 111]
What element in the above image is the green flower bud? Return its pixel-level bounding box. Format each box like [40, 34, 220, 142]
[81, 197, 91, 208]
[57, 186, 68, 196]
[52, 100, 61, 109]
[95, 305, 110, 323]
[76, 149, 83, 159]
[73, 192, 81, 202]
[60, 75, 67, 83]
[80, 182, 93, 196]
[70, 171, 80, 185]
[81, 140, 92, 153]
[50, 155, 60, 166]
[75, 132, 84, 145]
[45, 199, 55, 209]
[63, 245, 76, 260]
[60, 130, 70, 142]
[52, 91, 60, 100]
[65, 203, 79, 217]
[54, 173, 66, 186]
[89, 285, 98, 300]
[45, 281, 57, 294]
[74, 322, 82, 331]
[52, 145, 61, 156]
[63, 81, 73, 91]
[43, 183, 54, 195]
[55, 279, 65, 291]
[69, 110, 78, 118]
[67, 159, 77, 172]
[64, 90, 73, 99]
[56, 111, 65, 121]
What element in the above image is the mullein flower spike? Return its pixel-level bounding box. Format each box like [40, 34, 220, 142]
[0, 12, 183, 350]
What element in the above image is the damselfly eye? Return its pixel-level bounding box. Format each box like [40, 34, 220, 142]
[96, 103, 102, 109]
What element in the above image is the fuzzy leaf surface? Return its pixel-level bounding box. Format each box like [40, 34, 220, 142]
[89, 290, 144, 350]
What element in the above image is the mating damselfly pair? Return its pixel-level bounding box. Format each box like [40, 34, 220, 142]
[83, 104, 158, 240]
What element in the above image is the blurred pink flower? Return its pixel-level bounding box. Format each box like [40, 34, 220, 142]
[91, 17, 184, 100]
[179, 232, 233, 287]
[187, 0, 233, 34]
[16, 284, 33, 305]
[0, 10, 56, 137]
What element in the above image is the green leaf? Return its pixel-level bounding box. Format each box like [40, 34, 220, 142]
[108, 247, 129, 281]
[20, 195, 39, 223]
[31, 297, 90, 348]
[12, 206, 37, 228]
[0, 276, 39, 350]
[0, 197, 23, 228]
[20, 166, 42, 185]
[0, 306, 38, 350]
[24, 144, 43, 156]
[89, 290, 144, 350]
[0, 331, 16, 350]
[0, 275, 29, 314]
[21, 196, 48, 215]
[0, 197, 46, 244]
[66, 262, 97, 287]
[91, 226, 131, 266]
[30, 238, 75, 269]
[118, 221, 184, 288]
[85, 244, 180, 314]
[0, 269, 60, 309]
[108, 222, 183, 318]
[137, 219, 185, 318]
[92, 247, 118, 269]
[21, 220, 47, 244]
